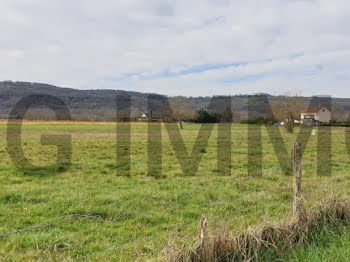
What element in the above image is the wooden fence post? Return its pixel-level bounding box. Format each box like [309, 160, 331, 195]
[199, 218, 208, 260]
[293, 142, 302, 221]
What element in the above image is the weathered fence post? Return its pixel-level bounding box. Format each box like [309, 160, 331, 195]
[199, 217, 208, 260]
[293, 142, 302, 221]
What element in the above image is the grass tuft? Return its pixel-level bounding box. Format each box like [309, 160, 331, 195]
[170, 195, 350, 262]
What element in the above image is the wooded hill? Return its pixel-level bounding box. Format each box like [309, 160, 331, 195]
[0, 81, 349, 122]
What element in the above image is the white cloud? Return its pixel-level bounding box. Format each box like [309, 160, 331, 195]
[1, 0, 350, 96]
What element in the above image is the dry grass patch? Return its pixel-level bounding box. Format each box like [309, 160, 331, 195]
[170, 195, 350, 262]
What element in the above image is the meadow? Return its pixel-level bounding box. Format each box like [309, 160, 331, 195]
[0, 122, 350, 261]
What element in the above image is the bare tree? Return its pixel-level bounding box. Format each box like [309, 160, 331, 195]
[169, 96, 195, 129]
[220, 107, 233, 123]
[271, 91, 305, 133]
[332, 104, 348, 123]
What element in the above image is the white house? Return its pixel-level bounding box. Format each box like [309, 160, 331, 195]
[300, 106, 331, 126]
[138, 113, 149, 122]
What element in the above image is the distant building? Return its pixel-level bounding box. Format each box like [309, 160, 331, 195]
[301, 106, 331, 126]
[138, 113, 149, 122]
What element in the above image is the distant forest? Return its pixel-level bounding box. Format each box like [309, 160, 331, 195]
[1, 81, 350, 122]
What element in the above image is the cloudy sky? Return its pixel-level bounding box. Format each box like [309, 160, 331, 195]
[1, 0, 350, 97]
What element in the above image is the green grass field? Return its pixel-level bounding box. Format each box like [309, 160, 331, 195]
[0, 122, 350, 261]
[283, 229, 350, 261]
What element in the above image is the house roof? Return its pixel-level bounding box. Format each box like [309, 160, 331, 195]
[302, 106, 330, 113]
[140, 113, 148, 118]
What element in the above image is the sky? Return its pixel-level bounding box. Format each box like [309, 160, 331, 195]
[1, 0, 350, 97]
